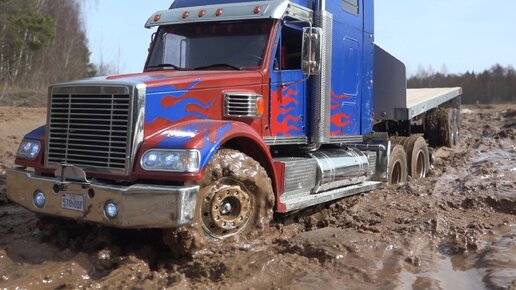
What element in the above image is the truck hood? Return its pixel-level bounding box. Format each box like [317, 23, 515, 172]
[102, 70, 265, 138]
[106, 70, 264, 90]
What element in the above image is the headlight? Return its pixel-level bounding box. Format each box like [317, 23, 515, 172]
[17, 140, 41, 160]
[141, 149, 200, 173]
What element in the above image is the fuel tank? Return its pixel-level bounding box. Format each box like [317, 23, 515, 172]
[310, 147, 370, 193]
[276, 147, 374, 197]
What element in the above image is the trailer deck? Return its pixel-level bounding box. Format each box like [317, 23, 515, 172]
[406, 87, 462, 119]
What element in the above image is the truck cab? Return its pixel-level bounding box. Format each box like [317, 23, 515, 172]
[6, 0, 461, 253]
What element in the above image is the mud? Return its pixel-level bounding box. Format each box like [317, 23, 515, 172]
[0, 104, 515, 289]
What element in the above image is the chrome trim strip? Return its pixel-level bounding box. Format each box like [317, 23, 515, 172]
[310, 11, 333, 144]
[132, 83, 146, 174]
[263, 136, 308, 145]
[328, 135, 363, 144]
[145, 0, 313, 28]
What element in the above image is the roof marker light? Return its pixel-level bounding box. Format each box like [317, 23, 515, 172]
[215, 8, 223, 16]
[182, 11, 190, 19]
[198, 9, 206, 17]
[254, 6, 262, 14]
[153, 14, 161, 22]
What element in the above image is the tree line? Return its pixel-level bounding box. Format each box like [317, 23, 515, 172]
[1, 0, 513, 106]
[0, 0, 94, 94]
[408, 64, 516, 104]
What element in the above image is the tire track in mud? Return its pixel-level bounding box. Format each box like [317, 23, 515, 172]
[0, 105, 515, 289]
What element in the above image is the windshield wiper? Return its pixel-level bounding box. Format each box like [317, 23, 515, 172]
[147, 64, 186, 71]
[193, 64, 243, 71]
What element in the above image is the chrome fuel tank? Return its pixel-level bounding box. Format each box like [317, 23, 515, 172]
[310, 147, 370, 193]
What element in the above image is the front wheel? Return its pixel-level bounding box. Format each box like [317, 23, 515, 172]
[163, 149, 274, 254]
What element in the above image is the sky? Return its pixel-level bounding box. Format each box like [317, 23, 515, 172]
[82, 0, 516, 76]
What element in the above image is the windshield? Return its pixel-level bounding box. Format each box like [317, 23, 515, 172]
[146, 20, 274, 71]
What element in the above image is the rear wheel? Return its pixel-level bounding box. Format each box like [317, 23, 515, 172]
[405, 136, 430, 179]
[388, 145, 408, 185]
[162, 149, 274, 254]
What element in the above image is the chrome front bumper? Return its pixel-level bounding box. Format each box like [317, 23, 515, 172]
[6, 168, 199, 229]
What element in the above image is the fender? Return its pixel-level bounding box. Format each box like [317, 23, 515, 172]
[136, 119, 277, 185]
[15, 125, 46, 168]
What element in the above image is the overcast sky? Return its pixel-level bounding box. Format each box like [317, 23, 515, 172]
[82, 0, 516, 76]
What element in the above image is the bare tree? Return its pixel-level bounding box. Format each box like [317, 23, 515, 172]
[0, 0, 93, 94]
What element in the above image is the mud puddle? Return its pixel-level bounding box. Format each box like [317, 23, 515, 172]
[0, 105, 515, 289]
[398, 255, 486, 290]
[398, 224, 516, 290]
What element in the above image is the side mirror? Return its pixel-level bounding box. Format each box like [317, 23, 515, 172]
[301, 27, 322, 75]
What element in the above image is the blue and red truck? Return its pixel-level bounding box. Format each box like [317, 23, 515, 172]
[7, 0, 461, 251]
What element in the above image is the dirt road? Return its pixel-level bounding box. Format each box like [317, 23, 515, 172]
[0, 105, 515, 289]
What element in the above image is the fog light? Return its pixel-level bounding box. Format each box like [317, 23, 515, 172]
[104, 201, 119, 219]
[33, 191, 46, 208]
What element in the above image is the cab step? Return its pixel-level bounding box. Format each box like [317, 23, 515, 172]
[280, 181, 382, 212]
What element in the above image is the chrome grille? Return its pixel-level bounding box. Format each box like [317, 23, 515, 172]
[224, 93, 262, 118]
[47, 89, 132, 173]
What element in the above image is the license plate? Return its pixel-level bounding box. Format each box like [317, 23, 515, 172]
[61, 194, 84, 212]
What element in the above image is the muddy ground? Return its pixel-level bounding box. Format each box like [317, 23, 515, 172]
[0, 105, 515, 289]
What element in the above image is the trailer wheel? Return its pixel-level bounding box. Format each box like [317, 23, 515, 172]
[439, 108, 459, 147]
[452, 108, 460, 146]
[388, 145, 408, 185]
[424, 109, 441, 147]
[163, 149, 274, 254]
[405, 136, 430, 179]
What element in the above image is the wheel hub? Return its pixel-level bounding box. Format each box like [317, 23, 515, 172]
[201, 184, 252, 238]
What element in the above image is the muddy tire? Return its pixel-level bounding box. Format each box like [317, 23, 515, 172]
[388, 145, 408, 185]
[405, 136, 430, 179]
[162, 149, 274, 255]
[439, 108, 460, 147]
[425, 109, 441, 147]
[452, 108, 460, 146]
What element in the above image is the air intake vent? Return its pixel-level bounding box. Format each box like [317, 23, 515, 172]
[224, 93, 263, 118]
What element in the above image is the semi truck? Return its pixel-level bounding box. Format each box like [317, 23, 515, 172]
[7, 0, 461, 252]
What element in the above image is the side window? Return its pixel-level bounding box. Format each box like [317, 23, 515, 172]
[342, 0, 359, 16]
[274, 25, 302, 70]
